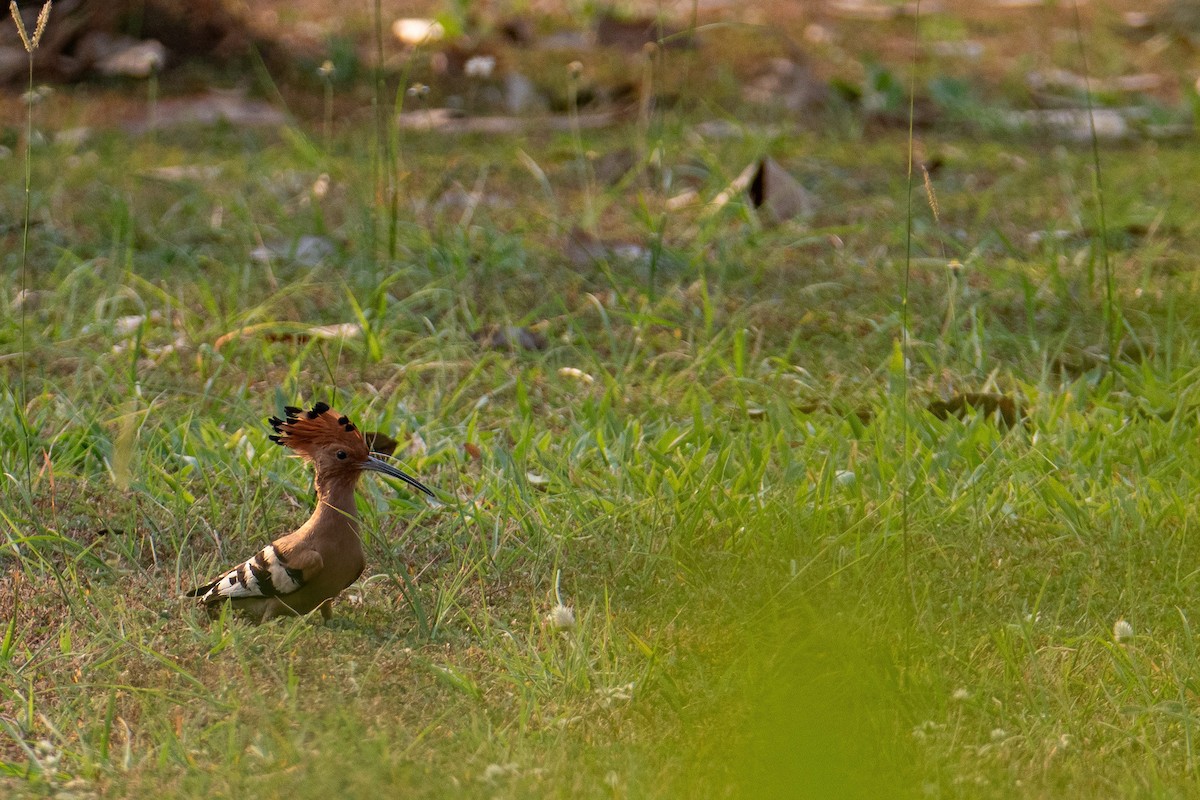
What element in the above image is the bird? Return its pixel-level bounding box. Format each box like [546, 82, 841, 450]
[186, 401, 435, 623]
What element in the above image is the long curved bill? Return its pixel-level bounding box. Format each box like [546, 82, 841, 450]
[363, 456, 436, 499]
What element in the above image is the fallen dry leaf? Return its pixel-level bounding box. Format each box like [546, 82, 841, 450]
[251, 235, 336, 266]
[473, 325, 547, 351]
[797, 402, 874, 424]
[1002, 108, 1139, 141]
[595, 13, 694, 51]
[95, 38, 167, 78]
[565, 228, 649, 267]
[364, 431, 399, 457]
[712, 158, 817, 223]
[396, 108, 620, 134]
[1027, 68, 1163, 95]
[214, 321, 361, 349]
[743, 58, 827, 112]
[144, 165, 222, 182]
[928, 393, 1020, 428]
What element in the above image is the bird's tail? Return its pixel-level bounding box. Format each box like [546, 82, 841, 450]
[185, 579, 220, 598]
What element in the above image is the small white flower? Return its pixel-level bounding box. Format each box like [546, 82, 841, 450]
[311, 173, 330, 199]
[803, 23, 833, 45]
[394, 18, 445, 45]
[596, 682, 634, 706]
[34, 738, 60, 769]
[1113, 619, 1134, 643]
[545, 603, 575, 631]
[317, 60, 335, 79]
[911, 721, 939, 740]
[406, 83, 430, 98]
[558, 367, 594, 384]
[480, 762, 518, 782]
[21, 85, 53, 105]
[113, 314, 147, 336]
[952, 688, 971, 701]
[464, 55, 496, 79]
[990, 728, 1007, 741]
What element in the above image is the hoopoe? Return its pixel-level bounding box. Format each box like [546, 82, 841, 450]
[186, 402, 434, 622]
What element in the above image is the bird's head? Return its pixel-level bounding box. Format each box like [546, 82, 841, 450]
[268, 402, 434, 498]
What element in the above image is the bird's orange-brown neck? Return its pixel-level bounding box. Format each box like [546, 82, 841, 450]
[312, 470, 363, 529]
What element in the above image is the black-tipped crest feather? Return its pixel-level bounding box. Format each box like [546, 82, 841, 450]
[266, 401, 368, 454]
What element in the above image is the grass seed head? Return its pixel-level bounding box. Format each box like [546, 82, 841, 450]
[545, 603, 576, 632]
[31, 0, 49, 48]
[9, 1, 30, 52]
[8, 0, 50, 53]
[921, 163, 940, 223]
[1113, 619, 1134, 643]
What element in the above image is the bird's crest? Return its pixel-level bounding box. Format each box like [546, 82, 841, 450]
[268, 402, 365, 453]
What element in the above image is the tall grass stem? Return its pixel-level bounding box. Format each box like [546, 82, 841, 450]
[1071, 0, 1118, 366]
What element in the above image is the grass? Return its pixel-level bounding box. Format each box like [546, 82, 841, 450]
[6, 3, 1200, 798]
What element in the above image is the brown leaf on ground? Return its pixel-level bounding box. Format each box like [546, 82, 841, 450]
[712, 159, 817, 224]
[928, 393, 1020, 428]
[565, 227, 649, 267]
[77, 32, 167, 78]
[498, 18, 536, 47]
[473, 324, 547, 352]
[213, 321, 361, 349]
[595, 13, 694, 51]
[749, 158, 818, 223]
[396, 108, 620, 134]
[364, 431, 399, 458]
[797, 402, 874, 424]
[590, 147, 638, 185]
[743, 58, 828, 113]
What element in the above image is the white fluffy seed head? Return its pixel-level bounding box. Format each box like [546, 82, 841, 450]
[545, 604, 576, 632]
[1113, 619, 1134, 643]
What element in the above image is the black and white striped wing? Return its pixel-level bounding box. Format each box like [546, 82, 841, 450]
[189, 545, 306, 604]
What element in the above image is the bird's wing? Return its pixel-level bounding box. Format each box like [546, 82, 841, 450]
[188, 545, 324, 604]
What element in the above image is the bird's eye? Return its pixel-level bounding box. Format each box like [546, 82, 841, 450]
[336, 450, 347, 460]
